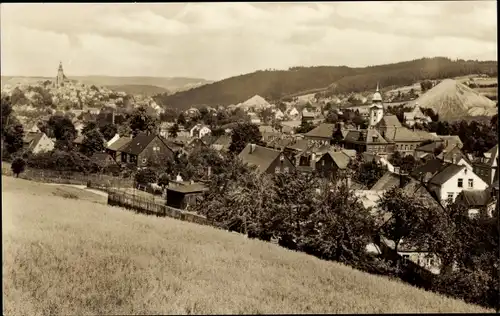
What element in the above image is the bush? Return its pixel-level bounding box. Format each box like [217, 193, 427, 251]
[11, 158, 26, 177]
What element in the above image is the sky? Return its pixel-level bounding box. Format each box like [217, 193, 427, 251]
[1, 1, 497, 81]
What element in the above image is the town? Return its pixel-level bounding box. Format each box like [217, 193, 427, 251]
[2, 2, 498, 315]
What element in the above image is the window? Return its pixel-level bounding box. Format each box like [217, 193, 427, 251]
[468, 179, 473, 188]
[142, 158, 147, 163]
[457, 178, 463, 188]
[275, 167, 280, 173]
[283, 167, 289, 173]
[447, 192, 454, 200]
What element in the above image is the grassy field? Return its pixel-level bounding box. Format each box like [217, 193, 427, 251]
[2, 176, 493, 314]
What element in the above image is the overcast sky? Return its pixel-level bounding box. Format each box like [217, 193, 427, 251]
[1, 2, 497, 81]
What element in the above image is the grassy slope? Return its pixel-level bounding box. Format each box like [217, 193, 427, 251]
[2, 176, 492, 315]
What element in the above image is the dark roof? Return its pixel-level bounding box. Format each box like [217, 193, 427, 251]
[119, 133, 170, 155]
[416, 142, 441, 153]
[410, 159, 448, 180]
[238, 144, 284, 174]
[286, 139, 312, 152]
[458, 189, 493, 207]
[378, 115, 402, 128]
[322, 151, 350, 169]
[344, 129, 387, 144]
[371, 172, 401, 191]
[201, 135, 218, 146]
[383, 127, 422, 142]
[107, 137, 132, 151]
[167, 183, 208, 193]
[304, 123, 335, 139]
[428, 164, 464, 186]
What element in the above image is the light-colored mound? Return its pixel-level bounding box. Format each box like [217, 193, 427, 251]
[409, 79, 497, 120]
[2, 176, 492, 315]
[238, 95, 271, 109]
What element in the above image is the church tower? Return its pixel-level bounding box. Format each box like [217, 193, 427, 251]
[369, 83, 384, 127]
[56, 61, 65, 87]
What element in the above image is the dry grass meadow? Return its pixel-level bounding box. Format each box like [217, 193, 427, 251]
[2, 176, 493, 314]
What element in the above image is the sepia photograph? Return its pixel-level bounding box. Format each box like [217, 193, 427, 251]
[1, 1, 499, 314]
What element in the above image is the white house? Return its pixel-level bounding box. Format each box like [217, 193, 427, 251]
[286, 107, 300, 119]
[273, 109, 285, 120]
[23, 132, 55, 154]
[189, 124, 211, 138]
[413, 161, 489, 203]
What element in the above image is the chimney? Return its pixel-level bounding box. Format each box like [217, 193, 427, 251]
[190, 180, 194, 185]
[346, 176, 352, 188]
[394, 166, 400, 174]
[207, 166, 211, 177]
[250, 143, 256, 153]
[357, 125, 360, 131]
[112, 111, 115, 125]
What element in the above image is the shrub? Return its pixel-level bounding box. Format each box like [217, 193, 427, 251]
[11, 158, 26, 177]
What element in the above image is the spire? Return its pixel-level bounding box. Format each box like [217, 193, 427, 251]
[376, 82, 380, 92]
[58, 61, 63, 71]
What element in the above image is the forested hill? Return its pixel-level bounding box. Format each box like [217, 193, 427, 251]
[154, 57, 497, 110]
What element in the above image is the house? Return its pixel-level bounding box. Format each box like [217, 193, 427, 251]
[439, 135, 463, 149]
[403, 105, 431, 127]
[72, 135, 85, 151]
[158, 122, 175, 138]
[166, 182, 208, 210]
[301, 110, 316, 123]
[286, 107, 300, 119]
[274, 109, 285, 121]
[375, 115, 423, 155]
[436, 145, 472, 168]
[25, 123, 41, 133]
[118, 133, 175, 168]
[455, 188, 496, 218]
[22, 132, 54, 154]
[248, 112, 261, 125]
[303, 123, 335, 144]
[106, 136, 132, 163]
[472, 144, 498, 185]
[259, 125, 279, 134]
[189, 124, 211, 138]
[410, 159, 489, 203]
[238, 143, 295, 175]
[315, 150, 351, 179]
[343, 128, 389, 155]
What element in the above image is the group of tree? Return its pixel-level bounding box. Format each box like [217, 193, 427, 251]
[1, 95, 25, 158]
[325, 108, 367, 128]
[419, 119, 498, 155]
[154, 57, 497, 110]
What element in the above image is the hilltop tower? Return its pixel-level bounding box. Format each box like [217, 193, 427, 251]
[369, 83, 384, 127]
[55, 61, 66, 88]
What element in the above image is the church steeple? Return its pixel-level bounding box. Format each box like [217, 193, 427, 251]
[56, 61, 66, 88]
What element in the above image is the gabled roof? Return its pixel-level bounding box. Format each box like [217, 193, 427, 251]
[23, 132, 44, 151]
[322, 151, 350, 169]
[438, 145, 470, 164]
[73, 135, 85, 144]
[377, 115, 402, 128]
[439, 135, 463, 148]
[303, 123, 335, 139]
[259, 125, 278, 134]
[107, 137, 132, 152]
[238, 144, 284, 174]
[167, 183, 208, 193]
[458, 189, 494, 207]
[410, 159, 448, 181]
[119, 133, 170, 155]
[429, 164, 464, 186]
[91, 152, 116, 163]
[212, 135, 232, 148]
[413, 130, 442, 142]
[344, 129, 388, 144]
[416, 141, 441, 153]
[286, 139, 311, 152]
[384, 127, 422, 142]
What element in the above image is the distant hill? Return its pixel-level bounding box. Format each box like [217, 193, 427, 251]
[1, 76, 211, 93]
[105, 84, 169, 97]
[154, 57, 497, 110]
[407, 79, 497, 120]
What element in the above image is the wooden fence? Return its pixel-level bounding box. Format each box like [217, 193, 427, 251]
[107, 190, 210, 226]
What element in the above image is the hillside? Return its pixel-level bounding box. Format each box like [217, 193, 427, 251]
[154, 57, 498, 110]
[2, 176, 491, 314]
[1, 75, 212, 93]
[408, 79, 497, 120]
[106, 84, 169, 97]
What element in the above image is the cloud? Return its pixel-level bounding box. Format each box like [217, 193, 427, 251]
[1, 2, 497, 80]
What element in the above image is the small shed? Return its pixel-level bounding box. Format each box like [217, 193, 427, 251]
[166, 182, 209, 210]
